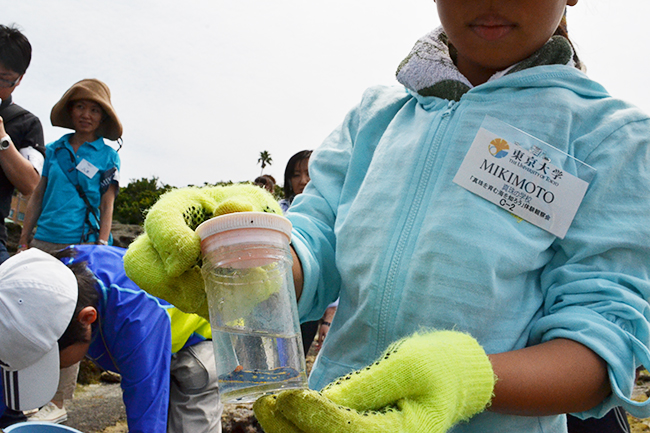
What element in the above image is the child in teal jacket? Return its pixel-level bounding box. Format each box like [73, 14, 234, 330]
[124, 2, 650, 432]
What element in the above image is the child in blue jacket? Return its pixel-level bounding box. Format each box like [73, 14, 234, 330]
[0, 245, 222, 433]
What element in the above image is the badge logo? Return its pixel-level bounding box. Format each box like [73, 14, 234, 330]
[488, 138, 509, 159]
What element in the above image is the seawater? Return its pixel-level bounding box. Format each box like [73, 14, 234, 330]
[212, 328, 308, 403]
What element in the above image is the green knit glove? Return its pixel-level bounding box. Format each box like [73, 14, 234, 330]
[123, 184, 282, 319]
[253, 330, 495, 433]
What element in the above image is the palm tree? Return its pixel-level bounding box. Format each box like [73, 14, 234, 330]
[258, 150, 273, 174]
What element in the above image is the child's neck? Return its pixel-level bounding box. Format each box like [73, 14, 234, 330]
[455, 56, 500, 87]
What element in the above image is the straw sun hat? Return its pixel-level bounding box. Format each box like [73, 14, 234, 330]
[50, 78, 123, 141]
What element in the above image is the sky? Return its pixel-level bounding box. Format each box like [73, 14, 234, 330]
[2, 1, 650, 188]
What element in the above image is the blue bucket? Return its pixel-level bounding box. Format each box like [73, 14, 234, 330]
[4, 422, 83, 433]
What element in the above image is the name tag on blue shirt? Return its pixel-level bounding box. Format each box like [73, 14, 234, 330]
[76, 158, 99, 179]
[453, 116, 594, 239]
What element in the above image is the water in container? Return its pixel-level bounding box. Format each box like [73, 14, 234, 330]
[196, 212, 308, 403]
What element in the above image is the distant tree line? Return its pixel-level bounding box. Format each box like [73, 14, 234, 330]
[115, 153, 281, 225]
[113, 176, 283, 225]
[113, 177, 171, 225]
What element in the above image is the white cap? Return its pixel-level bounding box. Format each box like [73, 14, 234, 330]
[0, 249, 78, 411]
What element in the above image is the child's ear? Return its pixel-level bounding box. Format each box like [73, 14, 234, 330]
[78, 306, 98, 325]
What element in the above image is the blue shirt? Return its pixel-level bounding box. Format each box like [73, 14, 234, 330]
[36, 133, 120, 244]
[72, 245, 210, 433]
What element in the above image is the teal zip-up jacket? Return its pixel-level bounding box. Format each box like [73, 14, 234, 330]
[288, 64, 650, 432]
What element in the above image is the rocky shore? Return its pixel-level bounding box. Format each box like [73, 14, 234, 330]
[4, 220, 144, 252]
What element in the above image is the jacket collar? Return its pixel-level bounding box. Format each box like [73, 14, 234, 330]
[396, 27, 576, 101]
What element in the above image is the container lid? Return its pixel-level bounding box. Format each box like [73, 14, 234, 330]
[195, 212, 292, 240]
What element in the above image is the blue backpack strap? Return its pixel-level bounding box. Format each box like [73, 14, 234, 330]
[54, 146, 101, 242]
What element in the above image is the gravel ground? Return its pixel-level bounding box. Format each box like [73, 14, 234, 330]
[62, 380, 261, 433]
[63, 383, 126, 433]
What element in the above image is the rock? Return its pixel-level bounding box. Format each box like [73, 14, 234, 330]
[64, 383, 126, 433]
[110, 222, 143, 248]
[4, 220, 143, 251]
[4, 219, 22, 252]
[77, 358, 104, 385]
[100, 371, 122, 384]
[222, 404, 263, 433]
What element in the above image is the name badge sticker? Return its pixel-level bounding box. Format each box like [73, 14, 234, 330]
[453, 116, 595, 239]
[76, 159, 99, 179]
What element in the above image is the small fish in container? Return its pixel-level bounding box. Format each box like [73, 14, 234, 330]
[196, 212, 308, 403]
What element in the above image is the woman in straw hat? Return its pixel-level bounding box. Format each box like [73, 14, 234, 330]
[18, 78, 122, 251]
[15, 79, 122, 422]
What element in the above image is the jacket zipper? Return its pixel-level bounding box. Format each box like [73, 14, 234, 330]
[375, 100, 459, 354]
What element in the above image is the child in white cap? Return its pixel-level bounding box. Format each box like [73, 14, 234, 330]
[0, 245, 223, 433]
[0, 249, 77, 413]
